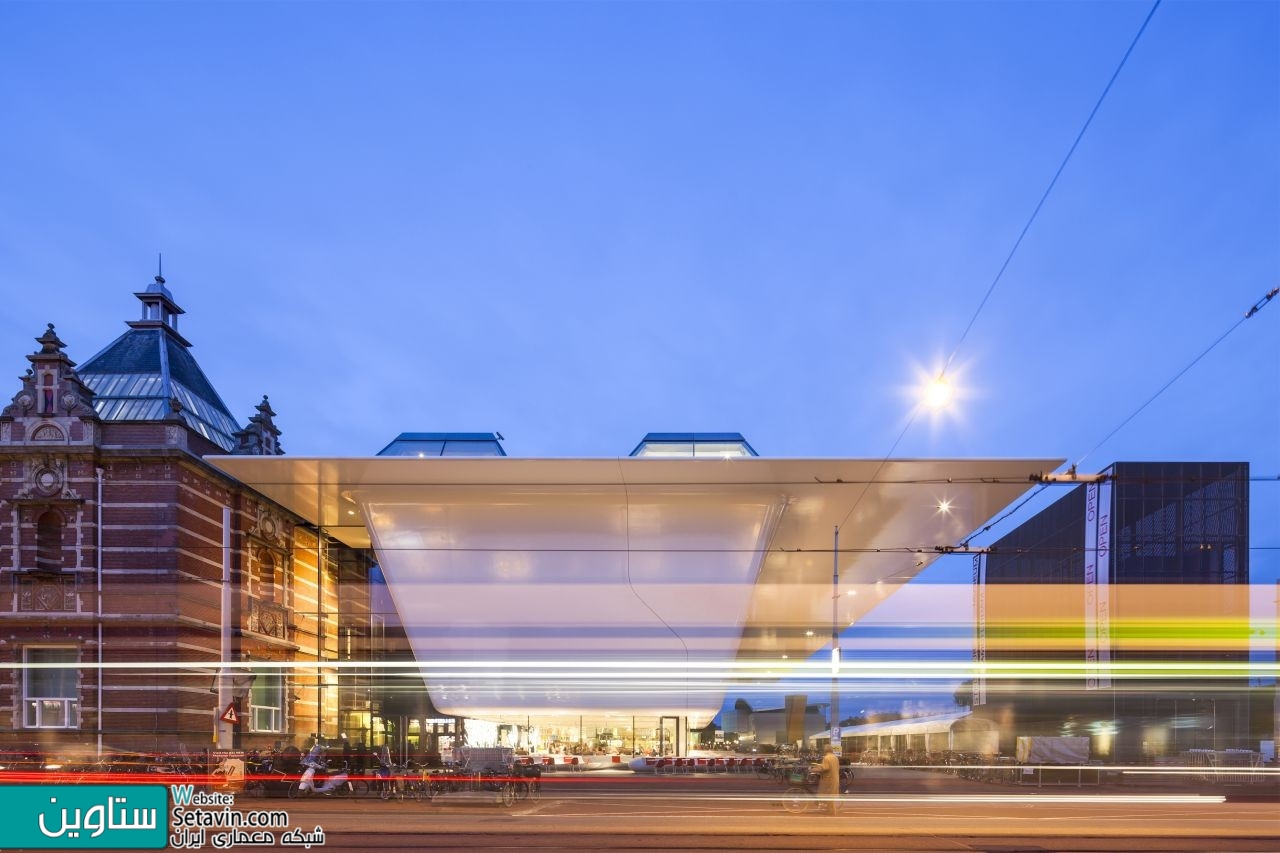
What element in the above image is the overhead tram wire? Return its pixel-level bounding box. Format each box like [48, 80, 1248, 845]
[833, 0, 1164, 537]
[937, 0, 1163, 382]
[616, 458, 692, 702]
[237, 471, 1280, 487]
[1075, 285, 1279, 469]
[240, 474, 1079, 488]
[958, 284, 1278, 549]
[283, 542, 1278, 555]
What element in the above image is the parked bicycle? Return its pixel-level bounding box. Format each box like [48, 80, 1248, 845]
[243, 750, 290, 798]
[511, 762, 542, 801]
[778, 761, 853, 814]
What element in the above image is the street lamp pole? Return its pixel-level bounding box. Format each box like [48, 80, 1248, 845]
[831, 525, 841, 755]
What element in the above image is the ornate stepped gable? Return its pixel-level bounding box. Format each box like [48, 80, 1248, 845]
[235, 395, 284, 456]
[0, 325, 96, 609]
[0, 324, 95, 517]
[1, 324, 99, 449]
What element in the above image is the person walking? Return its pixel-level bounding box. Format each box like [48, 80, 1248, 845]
[816, 744, 841, 815]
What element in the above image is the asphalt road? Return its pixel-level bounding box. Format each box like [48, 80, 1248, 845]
[239, 765, 1280, 853]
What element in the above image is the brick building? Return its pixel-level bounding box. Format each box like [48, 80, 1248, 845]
[0, 277, 374, 763]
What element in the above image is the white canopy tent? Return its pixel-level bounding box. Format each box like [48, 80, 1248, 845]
[828, 711, 1000, 756]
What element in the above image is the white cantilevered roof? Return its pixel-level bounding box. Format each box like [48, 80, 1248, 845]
[208, 455, 1061, 726]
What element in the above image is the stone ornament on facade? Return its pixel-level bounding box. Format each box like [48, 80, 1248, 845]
[29, 424, 64, 443]
[251, 505, 285, 546]
[32, 465, 63, 498]
[248, 597, 288, 640]
[17, 456, 74, 501]
[19, 576, 77, 612]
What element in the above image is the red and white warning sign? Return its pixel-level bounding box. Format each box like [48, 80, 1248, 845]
[219, 703, 240, 725]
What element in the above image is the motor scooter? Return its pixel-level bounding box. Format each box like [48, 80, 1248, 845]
[289, 741, 353, 797]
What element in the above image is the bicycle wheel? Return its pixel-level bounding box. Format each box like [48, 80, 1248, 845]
[243, 780, 265, 799]
[287, 780, 302, 799]
[781, 784, 812, 814]
[499, 782, 517, 808]
[350, 779, 369, 798]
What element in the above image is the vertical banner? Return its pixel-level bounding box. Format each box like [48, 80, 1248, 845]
[1083, 483, 1099, 689]
[972, 553, 986, 707]
[1096, 481, 1112, 689]
[1083, 483, 1113, 690]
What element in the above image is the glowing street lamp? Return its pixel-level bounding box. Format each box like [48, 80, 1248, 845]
[923, 374, 954, 410]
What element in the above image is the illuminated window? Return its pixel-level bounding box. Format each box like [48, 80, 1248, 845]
[629, 433, 758, 458]
[249, 671, 283, 733]
[376, 433, 507, 457]
[370, 615, 386, 657]
[23, 647, 79, 729]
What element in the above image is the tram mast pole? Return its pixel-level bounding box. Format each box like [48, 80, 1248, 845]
[830, 525, 841, 755]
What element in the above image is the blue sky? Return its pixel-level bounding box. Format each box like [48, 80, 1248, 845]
[2, 1, 1276, 712]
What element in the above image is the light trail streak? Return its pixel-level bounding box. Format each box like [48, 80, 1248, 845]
[10, 658, 1277, 674]
[539, 793, 1229, 805]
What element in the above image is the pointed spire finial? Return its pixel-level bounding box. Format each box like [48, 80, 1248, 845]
[156, 252, 165, 285]
[37, 323, 67, 354]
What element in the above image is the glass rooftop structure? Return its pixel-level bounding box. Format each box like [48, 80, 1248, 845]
[78, 277, 242, 451]
[377, 432, 752, 458]
[629, 432, 758, 458]
[377, 432, 507, 457]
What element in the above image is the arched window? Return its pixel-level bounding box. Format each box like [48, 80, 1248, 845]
[35, 511, 63, 571]
[40, 373, 55, 414]
[256, 551, 277, 602]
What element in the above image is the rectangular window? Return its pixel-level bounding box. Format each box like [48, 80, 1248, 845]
[24, 647, 79, 729]
[249, 670, 283, 733]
